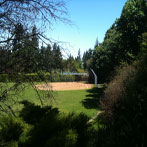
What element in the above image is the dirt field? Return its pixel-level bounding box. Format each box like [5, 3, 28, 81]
[35, 82, 94, 91]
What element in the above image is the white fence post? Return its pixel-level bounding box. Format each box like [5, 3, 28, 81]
[90, 69, 98, 87]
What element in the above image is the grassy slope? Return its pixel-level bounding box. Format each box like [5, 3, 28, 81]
[51, 90, 99, 117]
[1, 83, 102, 117]
[22, 86, 99, 117]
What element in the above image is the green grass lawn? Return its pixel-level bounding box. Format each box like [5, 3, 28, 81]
[51, 89, 99, 117]
[1, 83, 103, 118]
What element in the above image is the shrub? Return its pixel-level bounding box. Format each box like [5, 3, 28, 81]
[100, 65, 136, 122]
[18, 101, 94, 147]
[97, 51, 147, 146]
[0, 116, 25, 147]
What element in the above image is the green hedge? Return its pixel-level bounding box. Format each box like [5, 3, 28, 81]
[0, 73, 88, 82]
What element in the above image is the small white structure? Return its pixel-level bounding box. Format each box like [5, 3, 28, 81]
[62, 72, 88, 76]
[90, 68, 98, 86]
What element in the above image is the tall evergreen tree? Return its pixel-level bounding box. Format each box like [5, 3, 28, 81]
[66, 54, 79, 72]
[0, 46, 11, 73]
[10, 25, 40, 73]
[75, 49, 83, 69]
[12, 23, 25, 52]
[94, 37, 99, 49]
[31, 25, 39, 49]
[40, 44, 53, 72]
[52, 43, 63, 70]
[82, 49, 93, 70]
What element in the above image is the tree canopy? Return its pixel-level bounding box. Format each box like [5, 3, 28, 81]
[88, 0, 147, 83]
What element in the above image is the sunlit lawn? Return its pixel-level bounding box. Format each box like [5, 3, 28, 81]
[0, 83, 103, 118]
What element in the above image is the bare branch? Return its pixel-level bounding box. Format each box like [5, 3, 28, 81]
[0, 0, 70, 45]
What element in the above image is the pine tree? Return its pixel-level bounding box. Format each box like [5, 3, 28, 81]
[31, 25, 39, 49]
[94, 37, 99, 49]
[52, 43, 63, 70]
[75, 49, 83, 69]
[12, 23, 25, 52]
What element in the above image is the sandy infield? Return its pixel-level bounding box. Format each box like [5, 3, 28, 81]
[35, 82, 94, 91]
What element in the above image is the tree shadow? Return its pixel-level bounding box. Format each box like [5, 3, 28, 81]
[81, 87, 105, 109]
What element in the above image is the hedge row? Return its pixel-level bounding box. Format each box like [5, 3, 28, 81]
[0, 73, 88, 82]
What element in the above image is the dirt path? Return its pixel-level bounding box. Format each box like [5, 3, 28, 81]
[35, 82, 94, 91]
[88, 111, 102, 123]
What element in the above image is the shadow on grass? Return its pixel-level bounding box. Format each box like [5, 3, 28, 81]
[82, 87, 105, 109]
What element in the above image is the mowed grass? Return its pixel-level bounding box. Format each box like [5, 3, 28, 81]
[1, 83, 102, 118]
[51, 90, 99, 117]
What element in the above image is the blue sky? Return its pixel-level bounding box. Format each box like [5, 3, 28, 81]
[48, 0, 127, 58]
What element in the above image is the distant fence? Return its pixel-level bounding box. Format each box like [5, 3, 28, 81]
[62, 72, 88, 76]
[0, 72, 89, 82]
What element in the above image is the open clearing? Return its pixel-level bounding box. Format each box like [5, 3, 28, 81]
[1, 82, 101, 117]
[35, 82, 94, 91]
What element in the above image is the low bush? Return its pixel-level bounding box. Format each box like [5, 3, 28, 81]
[19, 101, 93, 147]
[97, 48, 147, 146]
[0, 72, 88, 82]
[0, 116, 26, 147]
[0, 101, 94, 147]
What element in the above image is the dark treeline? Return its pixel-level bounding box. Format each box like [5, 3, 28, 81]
[0, 24, 83, 74]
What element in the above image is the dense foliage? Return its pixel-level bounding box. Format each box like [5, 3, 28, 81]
[81, 0, 147, 146]
[0, 24, 84, 74]
[86, 0, 147, 83]
[0, 101, 95, 147]
[95, 32, 147, 146]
